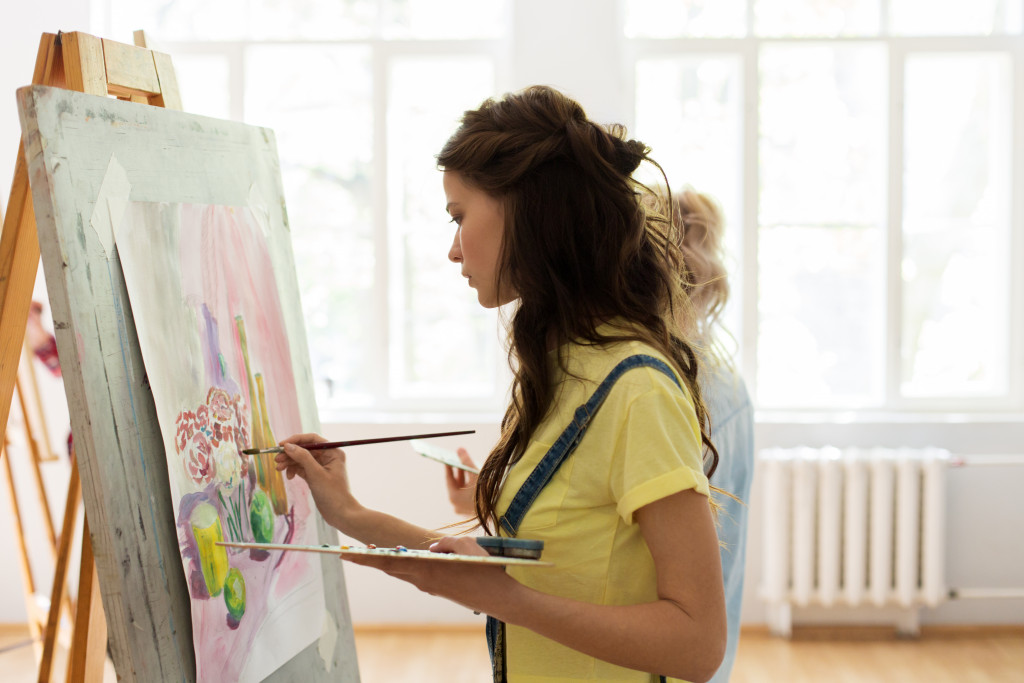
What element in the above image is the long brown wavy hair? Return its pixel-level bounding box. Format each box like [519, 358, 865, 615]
[437, 86, 718, 534]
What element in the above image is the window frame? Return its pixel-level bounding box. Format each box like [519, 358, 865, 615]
[624, 29, 1024, 416]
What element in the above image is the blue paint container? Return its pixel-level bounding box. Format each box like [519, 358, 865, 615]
[476, 536, 544, 560]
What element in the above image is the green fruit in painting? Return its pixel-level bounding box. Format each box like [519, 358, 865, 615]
[250, 489, 275, 543]
[223, 568, 246, 621]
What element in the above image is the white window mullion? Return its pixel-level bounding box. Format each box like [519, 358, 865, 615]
[886, 41, 905, 408]
[229, 42, 246, 123]
[741, 37, 759, 397]
[372, 43, 390, 408]
[1012, 38, 1024, 409]
[742, 0, 756, 401]
[620, 40, 638, 134]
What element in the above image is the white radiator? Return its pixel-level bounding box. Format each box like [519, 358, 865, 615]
[759, 446, 951, 636]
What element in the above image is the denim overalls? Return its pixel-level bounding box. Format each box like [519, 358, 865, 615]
[486, 354, 680, 683]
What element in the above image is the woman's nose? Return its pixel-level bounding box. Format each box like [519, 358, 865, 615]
[448, 230, 462, 263]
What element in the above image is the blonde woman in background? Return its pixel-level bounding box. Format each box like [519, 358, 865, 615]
[674, 188, 753, 683]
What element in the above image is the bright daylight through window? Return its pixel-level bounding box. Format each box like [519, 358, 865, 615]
[94, 0, 1021, 416]
[627, 0, 1019, 412]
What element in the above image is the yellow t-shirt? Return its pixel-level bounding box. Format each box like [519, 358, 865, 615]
[497, 333, 710, 682]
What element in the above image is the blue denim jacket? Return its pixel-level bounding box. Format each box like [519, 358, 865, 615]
[702, 364, 754, 683]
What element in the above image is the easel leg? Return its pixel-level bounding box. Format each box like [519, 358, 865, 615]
[1, 438, 43, 650]
[0, 148, 40, 439]
[16, 360, 77, 634]
[20, 336, 59, 462]
[66, 516, 107, 683]
[37, 456, 80, 683]
[16, 374, 61, 548]
[1, 30, 63, 456]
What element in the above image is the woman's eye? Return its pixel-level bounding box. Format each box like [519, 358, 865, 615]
[450, 216, 462, 226]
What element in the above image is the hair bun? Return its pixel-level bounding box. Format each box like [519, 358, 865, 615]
[613, 138, 647, 176]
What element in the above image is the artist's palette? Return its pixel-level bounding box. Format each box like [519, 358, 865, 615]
[410, 439, 480, 474]
[218, 541, 552, 567]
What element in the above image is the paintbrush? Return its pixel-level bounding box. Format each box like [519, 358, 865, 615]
[240, 429, 475, 456]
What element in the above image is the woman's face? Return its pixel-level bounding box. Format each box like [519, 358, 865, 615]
[443, 171, 515, 308]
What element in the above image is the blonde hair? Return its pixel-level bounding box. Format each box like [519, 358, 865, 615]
[674, 188, 729, 338]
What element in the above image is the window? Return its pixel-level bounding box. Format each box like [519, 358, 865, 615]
[94, 0, 511, 418]
[92, 1, 1022, 417]
[626, 0, 1023, 413]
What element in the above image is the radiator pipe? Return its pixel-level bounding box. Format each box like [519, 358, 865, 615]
[948, 588, 1024, 600]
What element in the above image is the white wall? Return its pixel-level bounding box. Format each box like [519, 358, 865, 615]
[1, 0, 1021, 631]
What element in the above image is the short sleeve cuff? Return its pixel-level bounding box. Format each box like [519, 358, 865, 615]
[617, 467, 710, 524]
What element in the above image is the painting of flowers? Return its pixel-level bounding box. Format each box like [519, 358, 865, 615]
[115, 201, 325, 682]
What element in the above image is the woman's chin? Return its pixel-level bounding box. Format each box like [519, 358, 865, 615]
[477, 296, 500, 309]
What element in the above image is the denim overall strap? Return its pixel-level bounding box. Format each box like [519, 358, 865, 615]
[498, 354, 682, 537]
[486, 354, 681, 683]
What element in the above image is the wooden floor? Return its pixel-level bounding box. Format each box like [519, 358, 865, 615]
[0, 623, 118, 682]
[728, 626, 1024, 683]
[2, 623, 1022, 681]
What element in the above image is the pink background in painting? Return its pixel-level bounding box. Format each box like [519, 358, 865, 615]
[179, 204, 300, 436]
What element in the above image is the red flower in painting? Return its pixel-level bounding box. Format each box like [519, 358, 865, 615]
[232, 394, 247, 432]
[175, 410, 197, 451]
[181, 431, 214, 486]
[175, 389, 250, 487]
[206, 387, 234, 422]
[237, 447, 249, 478]
[195, 404, 209, 434]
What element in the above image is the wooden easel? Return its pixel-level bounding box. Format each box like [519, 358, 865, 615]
[2, 340, 75, 658]
[0, 30, 181, 682]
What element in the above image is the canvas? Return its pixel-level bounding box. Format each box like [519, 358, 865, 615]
[18, 84, 358, 682]
[114, 202, 324, 682]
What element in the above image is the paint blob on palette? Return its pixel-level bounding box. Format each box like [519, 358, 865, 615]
[218, 542, 553, 567]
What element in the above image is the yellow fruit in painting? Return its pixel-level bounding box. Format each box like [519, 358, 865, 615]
[191, 502, 228, 597]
